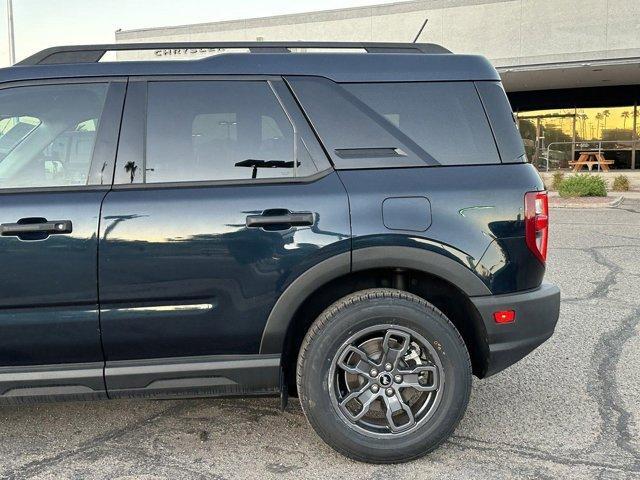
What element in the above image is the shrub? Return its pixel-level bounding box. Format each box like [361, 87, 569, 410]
[558, 174, 607, 198]
[551, 171, 564, 191]
[612, 174, 630, 192]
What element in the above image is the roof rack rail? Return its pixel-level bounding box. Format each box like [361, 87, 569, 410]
[16, 41, 451, 66]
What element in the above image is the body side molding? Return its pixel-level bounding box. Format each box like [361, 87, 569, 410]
[105, 354, 281, 399]
[0, 362, 106, 405]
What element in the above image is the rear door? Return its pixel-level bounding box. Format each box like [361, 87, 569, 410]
[0, 79, 125, 401]
[98, 77, 350, 397]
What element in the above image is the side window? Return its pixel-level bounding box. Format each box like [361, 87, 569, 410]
[475, 81, 526, 163]
[342, 82, 500, 166]
[144, 81, 318, 183]
[287, 77, 500, 168]
[0, 83, 108, 188]
[286, 76, 433, 169]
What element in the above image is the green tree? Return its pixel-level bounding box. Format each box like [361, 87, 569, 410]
[517, 118, 536, 142]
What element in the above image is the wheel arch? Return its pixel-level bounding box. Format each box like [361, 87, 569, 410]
[260, 247, 491, 381]
[350, 246, 491, 297]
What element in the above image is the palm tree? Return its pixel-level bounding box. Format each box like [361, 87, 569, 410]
[579, 113, 588, 139]
[621, 111, 630, 130]
[595, 113, 603, 138]
[124, 161, 138, 183]
[602, 109, 610, 134]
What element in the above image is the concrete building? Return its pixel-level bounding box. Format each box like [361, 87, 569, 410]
[116, 0, 640, 170]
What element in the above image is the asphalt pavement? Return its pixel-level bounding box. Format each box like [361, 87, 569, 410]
[0, 200, 639, 480]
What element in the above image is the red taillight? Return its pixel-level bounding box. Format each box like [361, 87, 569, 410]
[493, 310, 516, 324]
[525, 191, 549, 263]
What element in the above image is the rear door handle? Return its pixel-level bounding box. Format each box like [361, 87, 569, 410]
[246, 211, 315, 229]
[0, 219, 72, 237]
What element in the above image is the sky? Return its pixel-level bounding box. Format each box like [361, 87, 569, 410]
[0, 0, 402, 67]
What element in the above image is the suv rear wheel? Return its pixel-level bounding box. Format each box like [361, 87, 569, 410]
[296, 288, 471, 463]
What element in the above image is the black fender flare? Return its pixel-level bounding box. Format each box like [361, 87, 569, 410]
[259, 246, 490, 355]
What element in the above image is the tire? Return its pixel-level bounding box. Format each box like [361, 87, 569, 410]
[296, 288, 471, 463]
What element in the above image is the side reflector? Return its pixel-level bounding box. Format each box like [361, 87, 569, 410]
[493, 310, 516, 324]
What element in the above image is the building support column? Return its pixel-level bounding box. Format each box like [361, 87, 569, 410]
[632, 102, 637, 170]
[571, 108, 576, 163]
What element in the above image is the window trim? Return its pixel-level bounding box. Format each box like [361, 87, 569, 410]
[111, 167, 333, 191]
[0, 77, 127, 193]
[267, 80, 299, 178]
[113, 75, 331, 188]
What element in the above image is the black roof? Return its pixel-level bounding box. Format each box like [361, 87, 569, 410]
[1, 42, 500, 84]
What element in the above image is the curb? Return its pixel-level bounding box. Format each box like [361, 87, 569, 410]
[550, 195, 624, 209]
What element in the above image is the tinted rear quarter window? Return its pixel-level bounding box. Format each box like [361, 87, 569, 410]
[288, 77, 500, 168]
[475, 81, 526, 163]
[343, 82, 500, 166]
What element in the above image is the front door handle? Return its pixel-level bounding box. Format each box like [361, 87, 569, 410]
[0, 218, 72, 238]
[246, 211, 315, 229]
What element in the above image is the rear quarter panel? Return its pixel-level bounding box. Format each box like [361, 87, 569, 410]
[338, 163, 545, 294]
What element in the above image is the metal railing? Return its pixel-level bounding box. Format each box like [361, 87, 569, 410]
[540, 139, 638, 171]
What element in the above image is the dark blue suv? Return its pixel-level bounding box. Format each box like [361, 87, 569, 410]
[0, 42, 560, 463]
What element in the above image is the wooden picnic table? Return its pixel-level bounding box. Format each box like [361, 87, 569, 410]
[569, 151, 614, 172]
